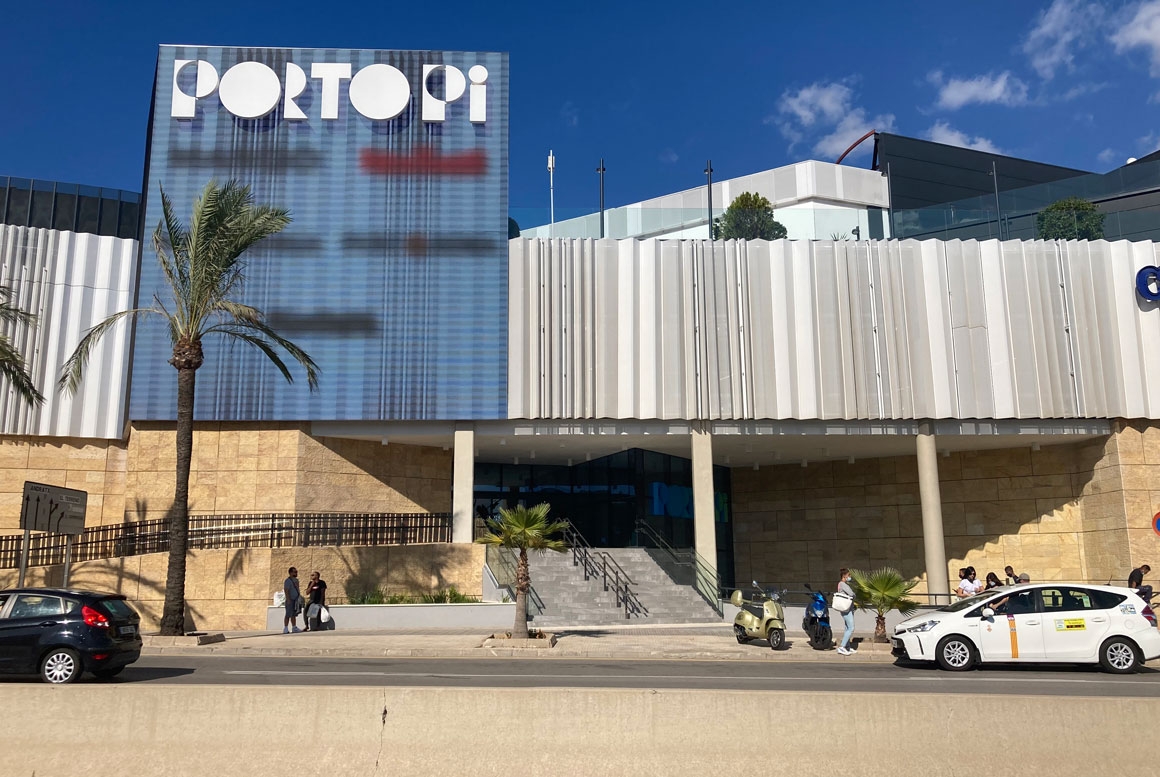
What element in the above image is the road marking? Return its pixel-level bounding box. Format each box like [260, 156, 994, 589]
[221, 669, 1159, 686]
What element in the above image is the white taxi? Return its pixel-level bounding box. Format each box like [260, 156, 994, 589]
[891, 584, 1160, 673]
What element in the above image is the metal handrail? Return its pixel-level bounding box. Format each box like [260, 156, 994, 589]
[560, 520, 645, 619]
[633, 519, 692, 565]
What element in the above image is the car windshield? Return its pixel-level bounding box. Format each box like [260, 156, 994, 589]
[939, 591, 998, 612]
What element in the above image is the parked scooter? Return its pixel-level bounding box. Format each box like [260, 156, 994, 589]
[731, 580, 787, 650]
[802, 584, 833, 650]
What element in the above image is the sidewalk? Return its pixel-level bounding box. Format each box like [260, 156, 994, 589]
[142, 623, 897, 662]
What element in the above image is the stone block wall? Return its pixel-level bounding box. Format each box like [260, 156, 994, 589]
[0, 543, 484, 631]
[731, 441, 1110, 594]
[0, 436, 128, 528]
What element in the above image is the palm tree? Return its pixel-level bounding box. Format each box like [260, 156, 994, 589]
[0, 286, 45, 407]
[851, 566, 920, 643]
[475, 502, 568, 638]
[60, 180, 319, 636]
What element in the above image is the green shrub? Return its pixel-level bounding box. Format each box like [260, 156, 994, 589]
[347, 587, 479, 604]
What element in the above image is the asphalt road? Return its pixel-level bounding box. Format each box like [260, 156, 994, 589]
[31, 655, 1160, 697]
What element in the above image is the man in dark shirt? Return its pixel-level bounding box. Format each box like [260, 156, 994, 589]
[1129, 564, 1152, 603]
[305, 571, 328, 632]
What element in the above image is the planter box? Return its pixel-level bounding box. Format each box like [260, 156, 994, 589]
[265, 602, 516, 631]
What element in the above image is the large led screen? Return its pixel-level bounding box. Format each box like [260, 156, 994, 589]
[131, 46, 509, 421]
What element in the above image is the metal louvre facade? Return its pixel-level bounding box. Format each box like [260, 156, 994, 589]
[132, 46, 509, 422]
[0, 225, 137, 438]
[508, 237, 1160, 421]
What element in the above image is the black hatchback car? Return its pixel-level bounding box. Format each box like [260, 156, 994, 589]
[0, 588, 143, 683]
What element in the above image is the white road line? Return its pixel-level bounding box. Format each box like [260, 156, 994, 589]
[221, 669, 1159, 685]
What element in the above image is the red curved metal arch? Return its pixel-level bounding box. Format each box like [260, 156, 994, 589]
[835, 129, 877, 165]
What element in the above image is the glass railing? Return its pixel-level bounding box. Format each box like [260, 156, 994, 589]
[509, 207, 892, 242]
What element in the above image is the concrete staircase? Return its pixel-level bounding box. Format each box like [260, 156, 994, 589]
[527, 547, 723, 628]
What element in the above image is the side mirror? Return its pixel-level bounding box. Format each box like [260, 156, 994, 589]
[981, 607, 995, 618]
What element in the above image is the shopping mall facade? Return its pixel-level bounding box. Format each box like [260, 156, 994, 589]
[2, 45, 1160, 626]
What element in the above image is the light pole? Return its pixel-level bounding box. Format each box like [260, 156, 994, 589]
[704, 160, 714, 239]
[596, 158, 606, 238]
[548, 150, 556, 238]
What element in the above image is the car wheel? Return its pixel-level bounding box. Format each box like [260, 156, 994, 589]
[767, 628, 785, 651]
[935, 635, 977, 671]
[92, 666, 125, 680]
[40, 648, 82, 684]
[734, 625, 750, 644]
[1099, 637, 1140, 674]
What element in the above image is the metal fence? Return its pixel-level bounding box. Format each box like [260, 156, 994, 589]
[0, 512, 453, 570]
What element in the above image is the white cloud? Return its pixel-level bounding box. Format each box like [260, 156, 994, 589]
[1061, 81, 1110, 100]
[813, 110, 896, 160]
[1023, 0, 1104, 79]
[658, 148, 679, 164]
[925, 121, 1003, 154]
[776, 81, 853, 127]
[772, 79, 893, 160]
[1097, 147, 1118, 165]
[559, 101, 579, 127]
[1112, 1, 1160, 75]
[929, 70, 1030, 110]
[1139, 130, 1160, 152]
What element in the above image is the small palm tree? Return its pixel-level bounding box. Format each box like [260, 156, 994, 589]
[60, 180, 319, 636]
[0, 286, 44, 407]
[475, 502, 568, 638]
[851, 567, 920, 643]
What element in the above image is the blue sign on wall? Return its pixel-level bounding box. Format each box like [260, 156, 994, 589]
[132, 46, 509, 421]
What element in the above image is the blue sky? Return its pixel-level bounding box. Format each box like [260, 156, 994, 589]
[2, 0, 1159, 225]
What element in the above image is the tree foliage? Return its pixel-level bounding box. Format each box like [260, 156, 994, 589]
[0, 286, 44, 407]
[60, 180, 319, 635]
[713, 192, 787, 240]
[475, 502, 568, 638]
[1036, 196, 1104, 240]
[851, 567, 920, 643]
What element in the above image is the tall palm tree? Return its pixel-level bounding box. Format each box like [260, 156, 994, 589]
[60, 180, 319, 636]
[0, 286, 45, 407]
[851, 566, 920, 642]
[475, 502, 568, 638]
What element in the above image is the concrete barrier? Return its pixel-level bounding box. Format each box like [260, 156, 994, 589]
[1, 685, 1154, 776]
[265, 601, 516, 630]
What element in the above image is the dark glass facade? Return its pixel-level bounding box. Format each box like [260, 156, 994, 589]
[131, 46, 510, 423]
[0, 177, 140, 238]
[474, 448, 735, 585]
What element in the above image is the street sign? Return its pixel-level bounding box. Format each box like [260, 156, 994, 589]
[20, 482, 87, 535]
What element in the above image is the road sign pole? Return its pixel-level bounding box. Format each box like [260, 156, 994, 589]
[17, 528, 31, 587]
[62, 536, 73, 588]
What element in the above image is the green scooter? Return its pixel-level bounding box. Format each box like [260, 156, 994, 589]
[730, 580, 787, 650]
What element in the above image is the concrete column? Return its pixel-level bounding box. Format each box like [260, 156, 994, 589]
[451, 427, 475, 544]
[916, 421, 949, 605]
[691, 423, 718, 576]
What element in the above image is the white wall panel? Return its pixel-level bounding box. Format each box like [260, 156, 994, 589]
[508, 237, 1160, 422]
[0, 225, 138, 439]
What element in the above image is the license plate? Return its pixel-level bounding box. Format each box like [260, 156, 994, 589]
[118, 625, 136, 636]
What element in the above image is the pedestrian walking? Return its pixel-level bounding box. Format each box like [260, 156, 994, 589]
[282, 567, 302, 634]
[836, 568, 857, 656]
[984, 571, 1003, 590]
[1004, 565, 1021, 585]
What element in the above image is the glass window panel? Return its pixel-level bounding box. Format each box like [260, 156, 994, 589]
[117, 200, 140, 239]
[5, 185, 30, 226]
[76, 195, 100, 234]
[98, 198, 119, 236]
[53, 192, 77, 231]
